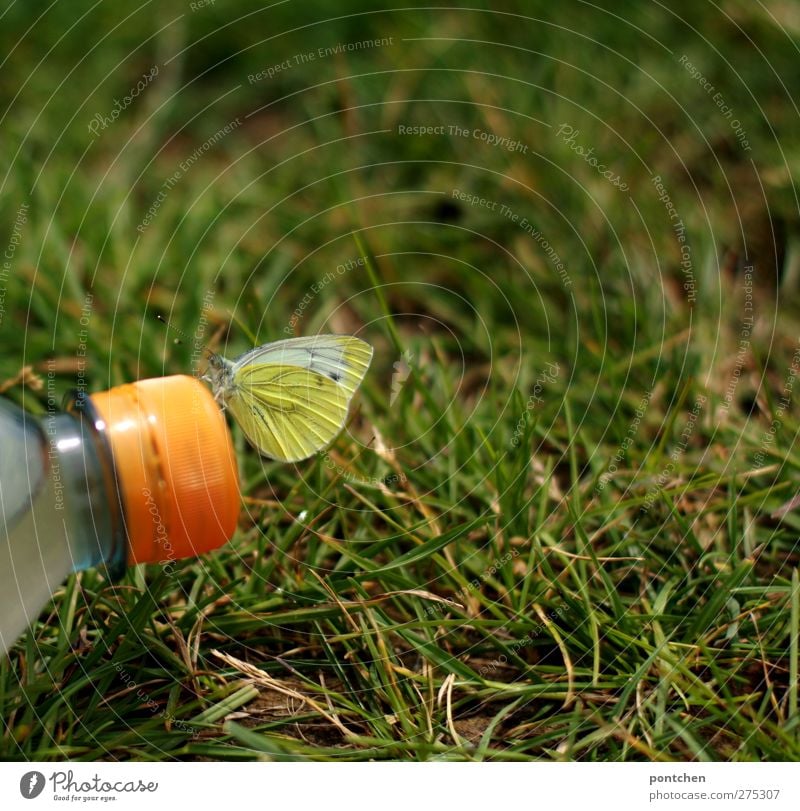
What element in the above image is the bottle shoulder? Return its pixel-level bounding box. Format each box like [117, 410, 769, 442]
[0, 399, 48, 531]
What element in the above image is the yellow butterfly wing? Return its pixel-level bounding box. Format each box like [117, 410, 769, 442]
[226, 335, 372, 462]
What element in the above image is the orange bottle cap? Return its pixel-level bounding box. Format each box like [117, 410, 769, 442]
[89, 375, 239, 565]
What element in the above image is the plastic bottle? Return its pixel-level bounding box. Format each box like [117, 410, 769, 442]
[0, 375, 240, 655]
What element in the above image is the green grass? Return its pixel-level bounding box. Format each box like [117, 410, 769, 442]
[2, 0, 800, 761]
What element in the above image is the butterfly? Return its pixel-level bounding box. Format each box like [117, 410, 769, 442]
[202, 334, 373, 463]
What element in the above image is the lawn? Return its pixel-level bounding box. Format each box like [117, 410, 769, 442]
[2, 0, 800, 761]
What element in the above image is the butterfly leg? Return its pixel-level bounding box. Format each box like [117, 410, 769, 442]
[212, 389, 228, 412]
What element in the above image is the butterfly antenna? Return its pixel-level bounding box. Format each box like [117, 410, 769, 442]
[156, 313, 217, 359]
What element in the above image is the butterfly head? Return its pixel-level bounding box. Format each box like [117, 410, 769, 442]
[201, 352, 235, 406]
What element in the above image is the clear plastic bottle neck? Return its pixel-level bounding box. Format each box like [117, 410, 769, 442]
[0, 395, 124, 655]
[51, 390, 127, 575]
